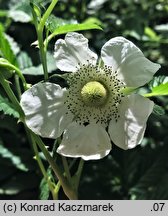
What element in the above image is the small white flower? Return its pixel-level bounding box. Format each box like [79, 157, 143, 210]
[20, 32, 160, 160]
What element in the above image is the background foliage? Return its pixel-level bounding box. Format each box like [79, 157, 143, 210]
[0, 0, 168, 199]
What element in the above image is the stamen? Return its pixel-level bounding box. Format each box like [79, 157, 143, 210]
[64, 63, 125, 126]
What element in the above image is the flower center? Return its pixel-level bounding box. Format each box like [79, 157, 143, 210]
[81, 81, 108, 107]
[65, 63, 126, 126]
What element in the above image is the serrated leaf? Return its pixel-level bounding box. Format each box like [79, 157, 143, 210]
[30, 0, 51, 7]
[17, 52, 33, 70]
[9, 0, 32, 17]
[22, 52, 56, 75]
[0, 25, 18, 66]
[0, 93, 19, 118]
[48, 23, 102, 41]
[144, 76, 168, 97]
[51, 22, 102, 36]
[45, 16, 102, 43]
[149, 76, 168, 89]
[0, 140, 28, 172]
[5, 34, 20, 55]
[39, 168, 53, 200]
[46, 15, 77, 33]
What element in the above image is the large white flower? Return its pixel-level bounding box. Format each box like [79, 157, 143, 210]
[20, 32, 160, 160]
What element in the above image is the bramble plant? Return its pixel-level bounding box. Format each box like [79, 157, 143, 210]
[0, 0, 168, 200]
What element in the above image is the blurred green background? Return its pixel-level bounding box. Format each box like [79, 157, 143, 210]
[0, 0, 168, 200]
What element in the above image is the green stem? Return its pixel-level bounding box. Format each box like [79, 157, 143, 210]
[0, 73, 24, 118]
[36, 0, 58, 81]
[44, 33, 54, 49]
[37, 31, 48, 81]
[31, 133, 78, 200]
[143, 92, 166, 97]
[14, 77, 51, 198]
[14, 74, 21, 99]
[54, 181, 61, 200]
[0, 60, 28, 90]
[62, 156, 72, 183]
[53, 159, 77, 199]
[29, 132, 57, 200]
[39, 0, 58, 31]
[74, 159, 84, 190]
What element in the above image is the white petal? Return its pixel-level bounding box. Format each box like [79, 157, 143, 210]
[20, 82, 73, 138]
[54, 32, 98, 72]
[57, 122, 111, 160]
[101, 37, 160, 87]
[108, 94, 154, 150]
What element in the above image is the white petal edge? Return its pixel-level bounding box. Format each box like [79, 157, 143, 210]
[20, 82, 73, 138]
[57, 122, 111, 160]
[108, 94, 154, 150]
[101, 36, 160, 87]
[54, 32, 98, 72]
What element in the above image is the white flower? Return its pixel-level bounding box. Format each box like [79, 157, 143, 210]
[20, 32, 160, 160]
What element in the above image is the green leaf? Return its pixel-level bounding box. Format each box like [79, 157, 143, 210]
[52, 22, 102, 35]
[0, 93, 19, 118]
[17, 52, 33, 70]
[4, 34, 20, 55]
[152, 82, 168, 95]
[144, 27, 161, 42]
[153, 104, 165, 116]
[22, 52, 56, 75]
[149, 75, 168, 89]
[30, 0, 51, 7]
[39, 169, 53, 200]
[124, 30, 141, 40]
[46, 15, 77, 33]
[144, 82, 168, 97]
[9, 0, 32, 17]
[0, 58, 16, 79]
[45, 16, 102, 43]
[0, 140, 28, 172]
[0, 24, 18, 66]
